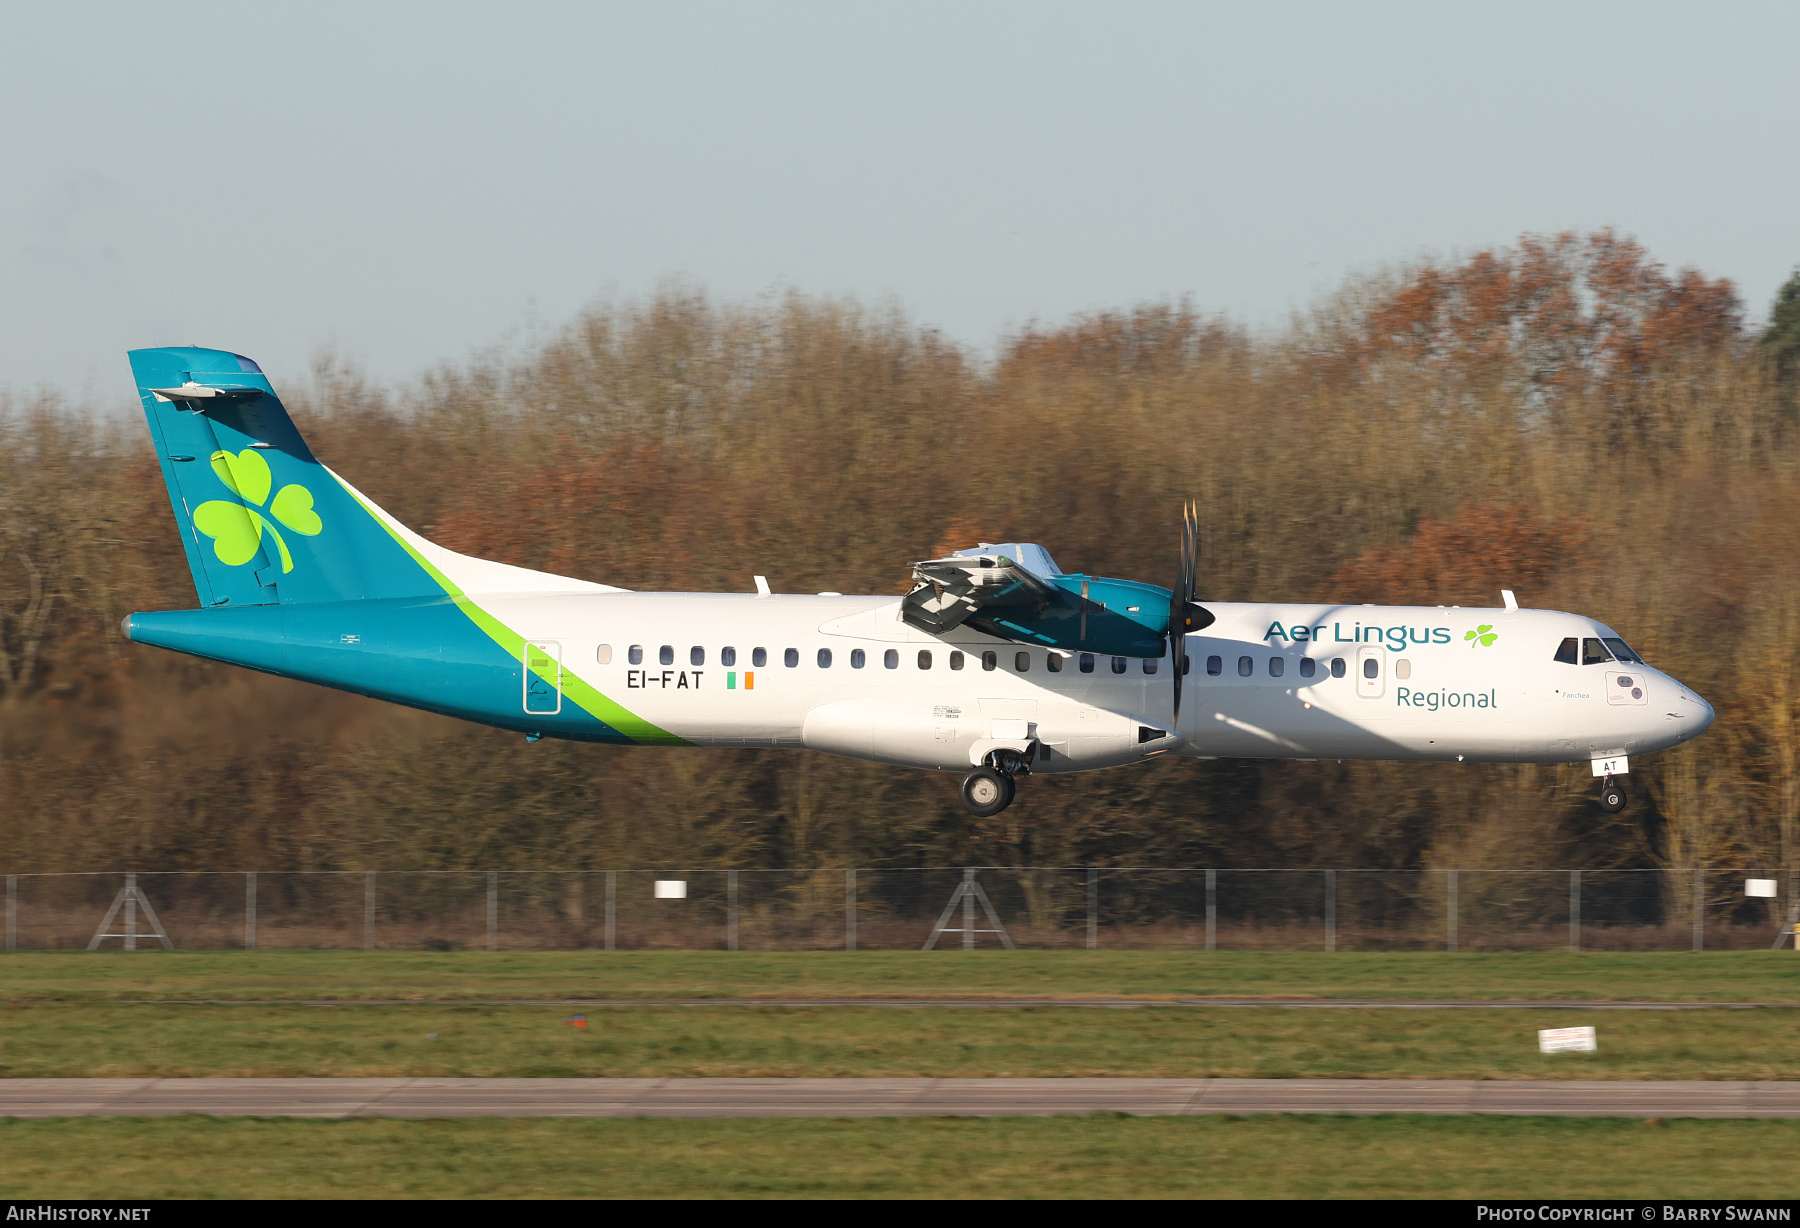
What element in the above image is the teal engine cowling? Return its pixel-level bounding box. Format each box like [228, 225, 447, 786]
[899, 543, 1209, 659]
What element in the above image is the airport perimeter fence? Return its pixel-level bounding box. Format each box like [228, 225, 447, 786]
[3, 867, 1798, 953]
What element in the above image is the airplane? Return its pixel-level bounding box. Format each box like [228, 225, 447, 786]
[121, 347, 1716, 817]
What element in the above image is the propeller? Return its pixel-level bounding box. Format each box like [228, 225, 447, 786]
[1168, 501, 1212, 725]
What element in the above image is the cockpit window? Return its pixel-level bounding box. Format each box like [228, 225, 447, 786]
[1554, 637, 1578, 665]
[1603, 637, 1642, 664]
[1582, 637, 1612, 665]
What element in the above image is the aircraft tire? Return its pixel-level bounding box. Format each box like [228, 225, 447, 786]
[1598, 779, 1628, 813]
[961, 767, 1014, 817]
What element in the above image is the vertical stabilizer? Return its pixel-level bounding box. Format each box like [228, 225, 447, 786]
[129, 347, 441, 606]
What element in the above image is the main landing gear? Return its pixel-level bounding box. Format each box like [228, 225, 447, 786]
[961, 749, 1029, 817]
[1598, 775, 1628, 814]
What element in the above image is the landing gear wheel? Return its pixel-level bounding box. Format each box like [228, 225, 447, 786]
[961, 767, 1015, 817]
[1598, 778, 1628, 813]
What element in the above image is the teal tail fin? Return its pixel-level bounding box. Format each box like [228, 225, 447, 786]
[128, 346, 440, 606]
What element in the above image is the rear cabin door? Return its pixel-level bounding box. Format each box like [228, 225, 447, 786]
[524, 641, 563, 715]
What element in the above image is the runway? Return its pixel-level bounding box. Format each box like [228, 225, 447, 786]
[7, 1078, 1800, 1119]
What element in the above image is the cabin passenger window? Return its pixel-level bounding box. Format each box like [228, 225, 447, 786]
[1331, 658, 1347, 678]
[1015, 651, 1031, 672]
[982, 651, 998, 671]
[629, 645, 644, 665]
[1582, 637, 1612, 665]
[850, 649, 865, 668]
[659, 645, 674, 666]
[1237, 655, 1253, 677]
[919, 650, 933, 670]
[721, 647, 736, 667]
[1207, 654, 1222, 676]
[1395, 659, 1411, 680]
[884, 649, 899, 669]
[1269, 657, 1284, 678]
[1143, 658, 1157, 675]
[1299, 657, 1316, 679]
[1111, 656, 1128, 674]
[596, 645, 613, 665]
[1363, 658, 1379, 680]
[1181, 654, 1190, 675]
[752, 648, 768, 668]
[950, 651, 964, 670]
[1046, 653, 1062, 673]
[690, 646, 705, 666]
[1603, 637, 1641, 664]
[1554, 637, 1579, 664]
[818, 648, 833, 668]
[784, 648, 799, 667]
[1079, 653, 1096, 673]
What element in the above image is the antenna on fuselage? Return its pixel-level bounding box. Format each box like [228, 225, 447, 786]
[1502, 589, 1519, 611]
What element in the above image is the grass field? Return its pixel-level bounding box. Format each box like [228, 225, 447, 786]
[4, 1003, 1798, 1080]
[2, 950, 1796, 1080]
[4, 1115, 1798, 1199]
[4, 949, 1798, 1003]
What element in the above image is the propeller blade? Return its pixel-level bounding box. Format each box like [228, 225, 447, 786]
[1168, 501, 1214, 725]
[1169, 500, 1198, 724]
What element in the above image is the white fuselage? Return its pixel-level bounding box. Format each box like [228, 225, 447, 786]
[476, 591, 1714, 773]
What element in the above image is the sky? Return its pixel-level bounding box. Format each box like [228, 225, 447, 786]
[2, 1, 1796, 402]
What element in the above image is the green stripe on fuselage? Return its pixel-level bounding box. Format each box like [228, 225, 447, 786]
[333, 477, 686, 746]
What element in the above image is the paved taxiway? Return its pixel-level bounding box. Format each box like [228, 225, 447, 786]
[7, 1078, 1800, 1119]
[141, 998, 1800, 1010]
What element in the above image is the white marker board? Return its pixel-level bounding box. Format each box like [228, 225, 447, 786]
[654, 880, 688, 899]
[1538, 1026, 1597, 1054]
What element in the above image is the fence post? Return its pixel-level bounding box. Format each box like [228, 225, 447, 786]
[727, 869, 739, 952]
[1446, 869, 1458, 952]
[1693, 868, 1705, 952]
[1086, 867, 1098, 950]
[245, 872, 257, 951]
[1204, 868, 1216, 952]
[5, 874, 15, 952]
[963, 867, 977, 950]
[1324, 869, 1336, 951]
[845, 869, 856, 952]
[604, 871, 616, 951]
[125, 872, 138, 951]
[363, 871, 375, 951]
[486, 871, 498, 952]
[1569, 870, 1580, 952]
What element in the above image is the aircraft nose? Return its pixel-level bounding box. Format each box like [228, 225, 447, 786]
[1675, 689, 1714, 741]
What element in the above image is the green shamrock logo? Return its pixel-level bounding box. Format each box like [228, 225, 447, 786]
[192, 449, 322, 573]
[1464, 624, 1498, 648]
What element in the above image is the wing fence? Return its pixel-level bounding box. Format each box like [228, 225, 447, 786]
[4, 867, 1796, 952]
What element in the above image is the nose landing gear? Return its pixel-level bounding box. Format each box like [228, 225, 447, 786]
[1598, 775, 1628, 813]
[960, 749, 1029, 817]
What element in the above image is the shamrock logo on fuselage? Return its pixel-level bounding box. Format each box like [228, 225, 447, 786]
[1464, 624, 1498, 647]
[192, 449, 322, 573]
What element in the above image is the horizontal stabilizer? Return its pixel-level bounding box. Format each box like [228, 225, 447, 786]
[148, 382, 265, 404]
